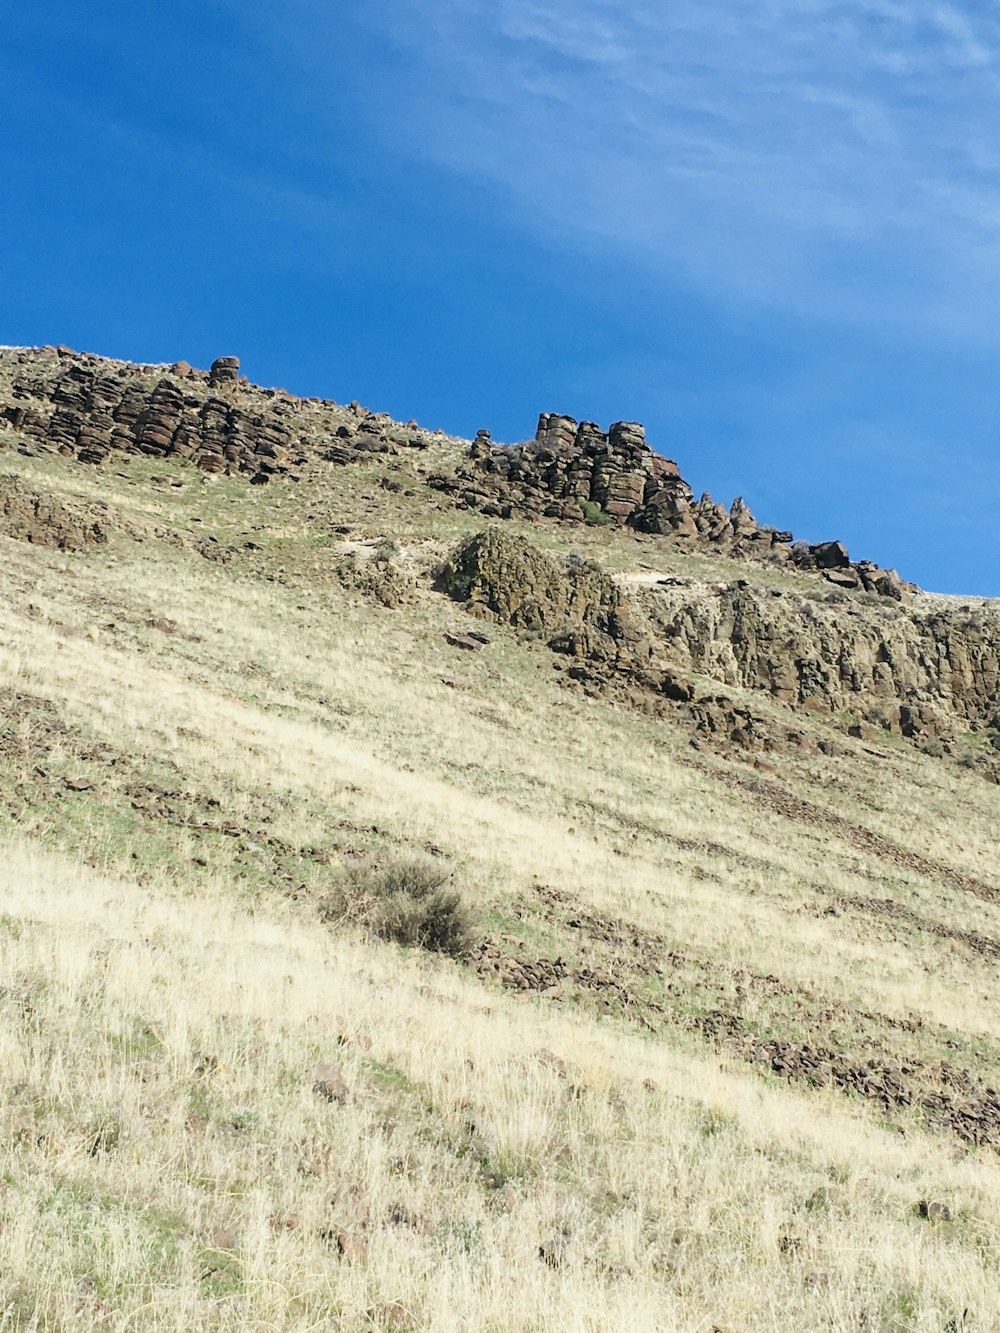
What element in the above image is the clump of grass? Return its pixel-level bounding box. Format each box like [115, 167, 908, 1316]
[322, 857, 476, 957]
[578, 499, 612, 527]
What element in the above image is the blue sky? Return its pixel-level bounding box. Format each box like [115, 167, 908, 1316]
[1, 1, 998, 593]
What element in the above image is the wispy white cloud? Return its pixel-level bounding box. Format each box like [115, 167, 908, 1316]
[291, 0, 1000, 335]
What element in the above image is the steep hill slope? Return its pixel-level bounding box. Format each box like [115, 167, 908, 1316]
[1, 348, 999, 1331]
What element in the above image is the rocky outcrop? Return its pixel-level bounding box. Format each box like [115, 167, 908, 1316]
[1, 349, 912, 599]
[208, 356, 241, 390]
[0, 347, 439, 482]
[428, 412, 907, 599]
[0, 348, 929, 602]
[0, 474, 112, 550]
[428, 415, 696, 532]
[646, 582, 1000, 741]
[1, 350, 302, 478]
[436, 528, 640, 667]
[439, 529, 1000, 756]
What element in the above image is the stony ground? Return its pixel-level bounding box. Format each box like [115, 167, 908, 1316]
[1, 439, 999, 1330]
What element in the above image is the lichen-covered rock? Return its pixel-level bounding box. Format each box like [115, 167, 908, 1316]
[646, 581, 1000, 741]
[436, 528, 636, 664]
[0, 474, 111, 550]
[331, 542, 415, 609]
[439, 528, 1000, 756]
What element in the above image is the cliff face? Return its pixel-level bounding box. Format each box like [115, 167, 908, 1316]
[647, 583, 1000, 740]
[438, 529, 1000, 765]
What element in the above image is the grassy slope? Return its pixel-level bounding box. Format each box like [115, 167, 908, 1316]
[1, 449, 999, 1331]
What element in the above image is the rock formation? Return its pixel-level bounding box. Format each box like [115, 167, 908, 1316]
[436, 527, 639, 667]
[0, 348, 921, 599]
[439, 528, 1000, 759]
[0, 473, 111, 550]
[428, 412, 907, 598]
[0, 346, 437, 482]
[647, 580, 1000, 742]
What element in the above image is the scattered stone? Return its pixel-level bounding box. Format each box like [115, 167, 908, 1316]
[337, 1029, 373, 1052]
[539, 1235, 570, 1268]
[311, 1063, 350, 1104]
[373, 1303, 418, 1330]
[536, 1049, 568, 1076]
[335, 1230, 369, 1264]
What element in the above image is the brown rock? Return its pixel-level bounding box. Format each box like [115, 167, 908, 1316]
[823, 567, 860, 589]
[536, 1048, 568, 1076]
[539, 1235, 570, 1267]
[311, 1063, 350, 1104]
[810, 540, 851, 569]
[209, 356, 240, 388]
[336, 1230, 369, 1263]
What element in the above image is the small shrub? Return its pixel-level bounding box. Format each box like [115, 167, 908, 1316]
[578, 499, 612, 526]
[371, 536, 399, 563]
[322, 858, 475, 957]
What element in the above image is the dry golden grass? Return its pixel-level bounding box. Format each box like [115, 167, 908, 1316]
[2, 452, 1000, 1329]
[5, 838, 1000, 1332]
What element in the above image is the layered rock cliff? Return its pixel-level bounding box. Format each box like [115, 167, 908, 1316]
[3, 344, 996, 768]
[0, 345, 442, 478]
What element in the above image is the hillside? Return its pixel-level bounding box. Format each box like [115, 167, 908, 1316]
[1, 346, 999, 1331]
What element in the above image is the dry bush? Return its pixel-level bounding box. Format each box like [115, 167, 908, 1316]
[322, 857, 475, 957]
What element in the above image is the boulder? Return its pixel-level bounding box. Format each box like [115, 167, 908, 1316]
[810, 540, 851, 569]
[437, 528, 636, 665]
[209, 356, 240, 388]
